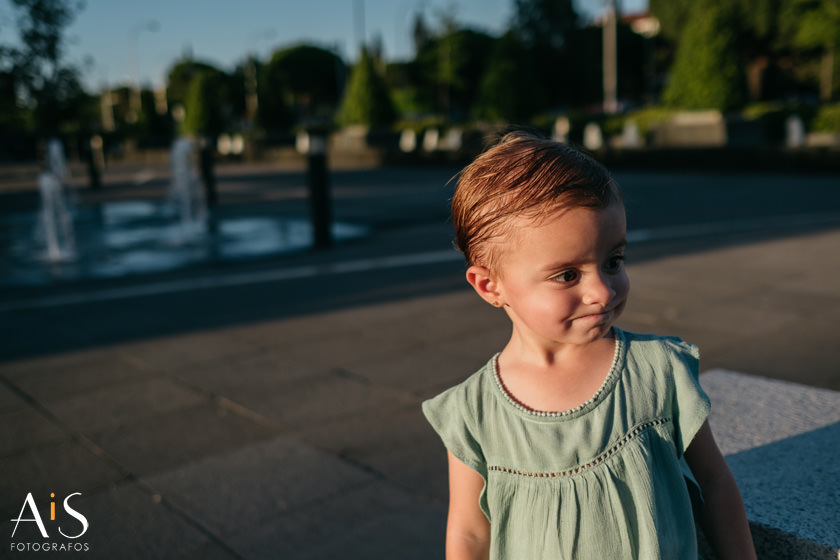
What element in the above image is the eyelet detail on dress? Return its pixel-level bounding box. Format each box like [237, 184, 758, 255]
[489, 417, 671, 478]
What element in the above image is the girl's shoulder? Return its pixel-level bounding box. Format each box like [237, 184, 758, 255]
[619, 328, 698, 356]
[617, 328, 710, 454]
[421, 357, 498, 476]
[422, 355, 496, 420]
[618, 328, 700, 374]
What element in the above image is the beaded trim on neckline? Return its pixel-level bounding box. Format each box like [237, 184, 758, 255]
[491, 329, 624, 418]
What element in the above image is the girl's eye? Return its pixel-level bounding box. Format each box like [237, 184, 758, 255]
[552, 269, 579, 283]
[604, 255, 625, 272]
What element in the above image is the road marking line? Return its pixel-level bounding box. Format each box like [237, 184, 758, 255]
[0, 250, 464, 312]
[3, 213, 839, 312]
[626, 212, 840, 242]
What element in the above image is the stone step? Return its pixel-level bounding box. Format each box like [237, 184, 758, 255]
[701, 369, 840, 560]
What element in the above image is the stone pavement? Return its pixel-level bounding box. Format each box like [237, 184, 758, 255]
[1, 162, 839, 559]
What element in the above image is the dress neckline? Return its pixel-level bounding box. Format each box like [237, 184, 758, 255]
[490, 327, 625, 421]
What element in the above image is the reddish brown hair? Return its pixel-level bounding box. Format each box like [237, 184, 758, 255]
[452, 131, 620, 270]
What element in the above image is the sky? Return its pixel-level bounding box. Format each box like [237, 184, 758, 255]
[2, 0, 648, 91]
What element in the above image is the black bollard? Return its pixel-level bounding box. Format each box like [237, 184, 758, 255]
[199, 137, 219, 234]
[199, 138, 218, 208]
[85, 138, 102, 191]
[299, 129, 332, 249]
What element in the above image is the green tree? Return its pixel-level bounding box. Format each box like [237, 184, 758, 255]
[512, 0, 577, 49]
[649, 0, 692, 45]
[662, 3, 747, 110]
[182, 70, 227, 136]
[473, 31, 545, 122]
[780, 0, 840, 99]
[652, 0, 787, 100]
[412, 11, 431, 55]
[411, 27, 495, 120]
[260, 44, 344, 129]
[510, 0, 582, 110]
[166, 59, 222, 112]
[135, 89, 171, 140]
[337, 47, 397, 128]
[2, 0, 86, 135]
[166, 59, 244, 137]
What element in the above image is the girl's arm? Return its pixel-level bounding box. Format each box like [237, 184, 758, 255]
[446, 450, 490, 560]
[684, 420, 757, 560]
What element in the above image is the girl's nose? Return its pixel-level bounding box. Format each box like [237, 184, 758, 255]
[582, 271, 616, 306]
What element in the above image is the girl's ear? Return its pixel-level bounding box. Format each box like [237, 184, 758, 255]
[466, 265, 504, 308]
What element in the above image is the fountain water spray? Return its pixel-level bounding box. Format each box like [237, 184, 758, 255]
[169, 137, 207, 239]
[35, 139, 76, 262]
[37, 172, 76, 262]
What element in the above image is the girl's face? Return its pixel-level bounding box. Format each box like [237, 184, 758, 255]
[493, 201, 629, 350]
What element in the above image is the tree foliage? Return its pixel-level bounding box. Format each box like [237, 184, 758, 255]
[260, 45, 344, 130]
[780, 0, 840, 98]
[182, 70, 228, 136]
[782, 0, 840, 49]
[337, 47, 397, 128]
[662, 3, 747, 110]
[411, 27, 495, 119]
[510, 0, 586, 111]
[651, 0, 840, 100]
[1, 0, 86, 135]
[473, 31, 545, 122]
[512, 0, 577, 49]
[166, 59, 223, 109]
[652, 0, 782, 47]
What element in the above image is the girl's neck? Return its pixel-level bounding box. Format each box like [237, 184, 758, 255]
[503, 327, 615, 371]
[497, 332, 617, 413]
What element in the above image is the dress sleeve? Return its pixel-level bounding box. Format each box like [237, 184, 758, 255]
[422, 385, 486, 477]
[663, 337, 711, 457]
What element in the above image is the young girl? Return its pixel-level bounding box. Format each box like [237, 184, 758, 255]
[422, 132, 756, 559]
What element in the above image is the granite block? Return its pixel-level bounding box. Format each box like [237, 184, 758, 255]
[702, 369, 840, 558]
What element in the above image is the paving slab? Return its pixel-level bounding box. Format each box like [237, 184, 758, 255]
[168, 349, 326, 399]
[43, 481, 241, 560]
[115, 329, 264, 373]
[199, 362, 415, 431]
[0, 407, 65, 454]
[142, 435, 376, 537]
[298, 400, 448, 500]
[42, 377, 205, 434]
[5, 353, 150, 402]
[0, 383, 27, 412]
[706, 315, 840, 385]
[86, 401, 280, 477]
[225, 481, 445, 560]
[0, 439, 128, 539]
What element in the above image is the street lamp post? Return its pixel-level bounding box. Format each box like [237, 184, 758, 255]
[243, 29, 277, 129]
[602, 0, 618, 114]
[128, 20, 160, 123]
[354, 0, 366, 54]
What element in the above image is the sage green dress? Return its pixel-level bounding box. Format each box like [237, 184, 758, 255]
[422, 328, 710, 559]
